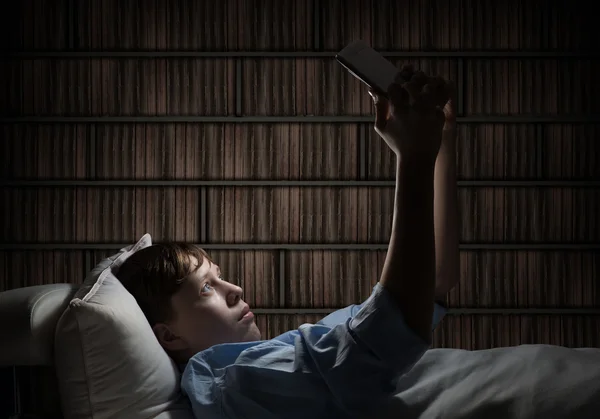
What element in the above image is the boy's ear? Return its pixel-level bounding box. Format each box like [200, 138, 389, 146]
[152, 323, 188, 352]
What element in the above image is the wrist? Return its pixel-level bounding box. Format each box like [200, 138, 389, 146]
[395, 158, 436, 203]
[396, 153, 437, 174]
[441, 128, 457, 145]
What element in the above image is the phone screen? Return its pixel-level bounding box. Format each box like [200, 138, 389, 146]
[335, 41, 399, 97]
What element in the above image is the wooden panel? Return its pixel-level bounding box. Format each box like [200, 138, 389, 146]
[1, 124, 89, 180]
[1, 59, 235, 116]
[448, 251, 599, 308]
[368, 123, 600, 180]
[433, 315, 600, 349]
[430, 0, 595, 50]
[0, 251, 83, 292]
[0, 60, 23, 116]
[542, 124, 600, 180]
[95, 123, 359, 180]
[321, 0, 429, 50]
[242, 58, 457, 116]
[206, 187, 598, 243]
[1, 0, 69, 50]
[459, 187, 599, 243]
[321, 0, 594, 51]
[3, 0, 593, 52]
[255, 313, 600, 348]
[3, 122, 597, 183]
[465, 59, 600, 115]
[207, 187, 375, 243]
[75, 0, 314, 50]
[11, 59, 597, 118]
[284, 250, 598, 309]
[1, 187, 200, 242]
[285, 251, 382, 308]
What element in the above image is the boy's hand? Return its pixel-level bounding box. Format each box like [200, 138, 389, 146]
[397, 64, 456, 133]
[370, 66, 450, 164]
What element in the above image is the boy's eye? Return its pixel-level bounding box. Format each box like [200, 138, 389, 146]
[201, 283, 213, 293]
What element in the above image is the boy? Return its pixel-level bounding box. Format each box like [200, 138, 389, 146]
[117, 66, 459, 418]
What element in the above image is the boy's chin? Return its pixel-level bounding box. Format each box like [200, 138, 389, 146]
[244, 325, 262, 342]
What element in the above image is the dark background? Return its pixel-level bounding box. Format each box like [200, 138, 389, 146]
[0, 0, 599, 416]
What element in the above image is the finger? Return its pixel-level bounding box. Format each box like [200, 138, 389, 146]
[411, 71, 428, 88]
[403, 71, 430, 104]
[435, 107, 446, 126]
[395, 63, 414, 83]
[444, 81, 456, 105]
[388, 82, 410, 117]
[418, 75, 448, 109]
[373, 95, 390, 132]
[430, 76, 449, 108]
[416, 83, 438, 110]
[443, 82, 457, 123]
[403, 79, 421, 105]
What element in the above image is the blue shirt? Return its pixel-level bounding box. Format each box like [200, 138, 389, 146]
[181, 284, 447, 418]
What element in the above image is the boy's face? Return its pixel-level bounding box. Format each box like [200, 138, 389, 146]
[153, 256, 261, 360]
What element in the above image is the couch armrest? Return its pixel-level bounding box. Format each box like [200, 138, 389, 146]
[0, 284, 78, 367]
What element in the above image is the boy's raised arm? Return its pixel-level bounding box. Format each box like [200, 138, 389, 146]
[374, 69, 450, 344]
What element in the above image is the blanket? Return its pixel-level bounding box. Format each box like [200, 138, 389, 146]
[374, 345, 600, 419]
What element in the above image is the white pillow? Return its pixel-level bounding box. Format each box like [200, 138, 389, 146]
[54, 234, 193, 419]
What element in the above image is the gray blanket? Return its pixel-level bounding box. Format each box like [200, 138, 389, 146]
[374, 345, 600, 419]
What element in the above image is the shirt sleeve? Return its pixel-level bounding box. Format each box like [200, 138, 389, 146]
[317, 284, 447, 331]
[315, 304, 362, 327]
[297, 283, 430, 414]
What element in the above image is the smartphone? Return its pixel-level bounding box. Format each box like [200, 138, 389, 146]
[335, 40, 400, 98]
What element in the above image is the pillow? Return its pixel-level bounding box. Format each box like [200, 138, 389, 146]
[54, 234, 193, 419]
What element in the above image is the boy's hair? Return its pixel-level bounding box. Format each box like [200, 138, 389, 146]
[116, 243, 213, 326]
